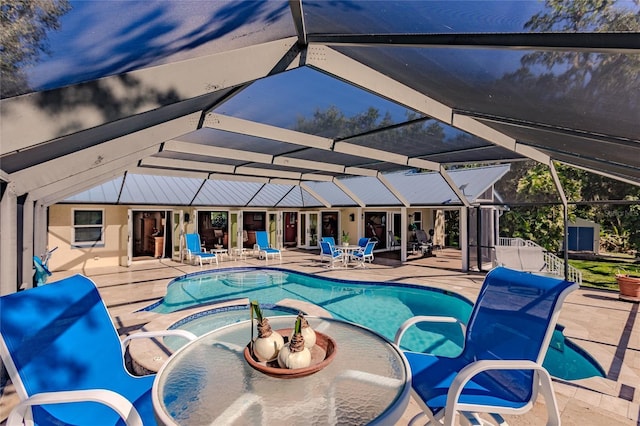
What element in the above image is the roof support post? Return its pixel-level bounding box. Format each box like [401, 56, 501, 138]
[21, 195, 35, 290]
[33, 201, 48, 273]
[549, 161, 569, 281]
[0, 182, 18, 295]
[460, 207, 469, 272]
[400, 207, 408, 262]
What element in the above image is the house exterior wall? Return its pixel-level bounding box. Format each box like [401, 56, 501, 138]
[48, 204, 128, 271]
[46, 204, 455, 272]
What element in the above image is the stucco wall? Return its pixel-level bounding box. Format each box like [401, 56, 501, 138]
[48, 204, 129, 271]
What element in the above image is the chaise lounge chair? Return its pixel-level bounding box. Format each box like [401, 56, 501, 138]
[184, 233, 218, 267]
[0, 274, 196, 426]
[394, 266, 577, 426]
[255, 231, 281, 262]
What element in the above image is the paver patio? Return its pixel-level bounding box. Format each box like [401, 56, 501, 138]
[1, 249, 638, 425]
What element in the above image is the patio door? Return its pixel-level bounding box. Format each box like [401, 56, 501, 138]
[229, 211, 241, 251]
[171, 210, 184, 261]
[300, 212, 318, 249]
[282, 212, 298, 247]
[268, 212, 280, 249]
[389, 212, 402, 250]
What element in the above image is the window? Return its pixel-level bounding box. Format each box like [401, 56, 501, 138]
[413, 211, 422, 230]
[72, 209, 104, 247]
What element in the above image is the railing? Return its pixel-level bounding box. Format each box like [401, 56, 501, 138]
[496, 238, 583, 285]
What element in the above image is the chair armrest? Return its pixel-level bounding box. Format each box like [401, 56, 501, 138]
[445, 360, 558, 426]
[121, 329, 197, 353]
[394, 315, 465, 346]
[7, 389, 143, 426]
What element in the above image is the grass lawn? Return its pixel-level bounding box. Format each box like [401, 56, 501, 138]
[569, 254, 640, 290]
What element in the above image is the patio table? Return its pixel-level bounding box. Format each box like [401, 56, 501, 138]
[338, 244, 364, 267]
[210, 248, 229, 261]
[152, 316, 410, 425]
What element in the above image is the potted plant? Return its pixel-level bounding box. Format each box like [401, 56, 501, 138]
[341, 231, 350, 246]
[616, 270, 640, 302]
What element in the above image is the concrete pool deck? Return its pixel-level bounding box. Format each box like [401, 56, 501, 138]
[1, 248, 638, 425]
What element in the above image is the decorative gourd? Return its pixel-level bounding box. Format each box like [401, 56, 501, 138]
[290, 312, 316, 348]
[278, 317, 311, 369]
[251, 301, 284, 362]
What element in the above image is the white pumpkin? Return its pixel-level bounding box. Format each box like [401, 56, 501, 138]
[290, 313, 316, 348]
[278, 316, 311, 369]
[253, 329, 284, 362]
[251, 301, 284, 361]
[277, 341, 311, 369]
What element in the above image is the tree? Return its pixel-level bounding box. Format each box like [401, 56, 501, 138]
[0, 0, 70, 98]
[498, 160, 640, 253]
[295, 106, 447, 167]
[495, 1, 640, 253]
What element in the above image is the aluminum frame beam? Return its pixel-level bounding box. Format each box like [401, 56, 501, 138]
[10, 113, 201, 196]
[1, 38, 300, 153]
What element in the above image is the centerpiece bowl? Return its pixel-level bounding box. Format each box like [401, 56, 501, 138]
[244, 328, 337, 378]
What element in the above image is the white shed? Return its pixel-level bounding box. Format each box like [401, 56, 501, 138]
[568, 218, 600, 254]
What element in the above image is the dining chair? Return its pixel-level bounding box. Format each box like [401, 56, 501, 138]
[394, 267, 577, 426]
[321, 236, 336, 247]
[320, 241, 344, 268]
[0, 274, 196, 426]
[351, 241, 376, 267]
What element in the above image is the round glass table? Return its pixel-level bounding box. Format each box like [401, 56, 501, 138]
[152, 316, 411, 425]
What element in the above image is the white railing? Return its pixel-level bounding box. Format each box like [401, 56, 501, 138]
[495, 238, 582, 285]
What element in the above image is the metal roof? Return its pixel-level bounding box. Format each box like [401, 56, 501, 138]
[1, 0, 639, 211]
[62, 164, 510, 207]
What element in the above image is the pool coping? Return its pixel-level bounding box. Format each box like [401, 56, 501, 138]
[128, 298, 333, 375]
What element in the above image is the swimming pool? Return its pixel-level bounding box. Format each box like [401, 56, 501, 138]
[145, 267, 605, 380]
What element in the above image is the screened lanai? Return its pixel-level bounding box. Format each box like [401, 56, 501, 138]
[1, 1, 639, 294]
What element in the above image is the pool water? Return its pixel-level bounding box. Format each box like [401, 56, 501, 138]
[148, 267, 605, 381]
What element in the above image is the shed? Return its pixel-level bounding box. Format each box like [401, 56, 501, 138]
[568, 218, 600, 254]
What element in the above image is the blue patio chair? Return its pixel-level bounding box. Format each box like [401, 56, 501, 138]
[351, 240, 376, 268]
[0, 274, 196, 426]
[185, 233, 218, 267]
[321, 236, 336, 247]
[255, 231, 281, 262]
[320, 241, 344, 268]
[394, 267, 577, 426]
[357, 237, 370, 248]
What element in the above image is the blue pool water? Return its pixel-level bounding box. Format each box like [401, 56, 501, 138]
[146, 267, 605, 381]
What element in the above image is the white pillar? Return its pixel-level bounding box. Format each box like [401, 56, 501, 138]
[1, 183, 18, 295]
[21, 196, 35, 290]
[33, 201, 49, 261]
[460, 207, 468, 272]
[400, 207, 407, 262]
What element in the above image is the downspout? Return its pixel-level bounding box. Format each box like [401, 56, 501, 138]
[549, 161, 569, 280]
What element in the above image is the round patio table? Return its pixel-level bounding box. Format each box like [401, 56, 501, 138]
[339, 244, 365, 266]
[152, 316, 411, 425]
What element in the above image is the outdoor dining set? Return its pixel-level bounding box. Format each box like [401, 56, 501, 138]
[319, 237, 376, 268]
